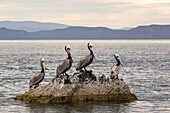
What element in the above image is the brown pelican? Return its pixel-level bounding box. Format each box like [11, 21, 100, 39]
[56, 45, 73, 78]
[29, 58, 45, 89]
[110, 54, 123, 79]
[76, 43, 95, 71]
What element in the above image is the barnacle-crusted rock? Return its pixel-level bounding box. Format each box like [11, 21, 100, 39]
[14, 70, 137, 103]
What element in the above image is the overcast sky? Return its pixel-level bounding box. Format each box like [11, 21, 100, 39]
[0, 0, 170, 28]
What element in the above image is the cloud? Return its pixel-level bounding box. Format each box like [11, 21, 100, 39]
[0, 0, 170, 28]
[129, 0, 170, 4]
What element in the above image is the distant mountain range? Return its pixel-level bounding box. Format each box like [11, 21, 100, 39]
[0, 21, 69, 32]
[0, 21, 170, 40]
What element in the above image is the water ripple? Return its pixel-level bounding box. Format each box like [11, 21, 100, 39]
[0, 40, 169, 113]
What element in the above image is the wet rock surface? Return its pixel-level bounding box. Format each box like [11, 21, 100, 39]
[14, 70, 137, 103]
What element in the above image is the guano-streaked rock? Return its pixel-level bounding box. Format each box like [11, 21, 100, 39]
[14, 70, 137, 103]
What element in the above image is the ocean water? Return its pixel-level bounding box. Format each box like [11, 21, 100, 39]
[0, 40, 169, 113]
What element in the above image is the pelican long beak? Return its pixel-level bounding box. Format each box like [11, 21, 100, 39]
[66, 49, 70, 54]
[90, 47, 93, 51]
[120, 61, 123, 66]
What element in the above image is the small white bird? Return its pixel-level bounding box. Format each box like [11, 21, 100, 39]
[110, 54, 123, 79]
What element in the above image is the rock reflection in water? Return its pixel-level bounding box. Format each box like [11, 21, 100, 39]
[28, 101, 132, 113]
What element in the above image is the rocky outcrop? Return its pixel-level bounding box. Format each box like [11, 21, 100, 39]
[14, 70, 137, 103]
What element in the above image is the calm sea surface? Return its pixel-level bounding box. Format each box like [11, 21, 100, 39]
[0, 40, 169, 113]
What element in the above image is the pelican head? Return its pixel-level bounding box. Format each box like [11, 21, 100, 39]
[114, 54, 123, 66]
[114, 54, 120, 59]
[40, 58, 45, 73]
[41, 58, 45, 62]
[65, 45, 71, 54]
[88, 43, 93, 50]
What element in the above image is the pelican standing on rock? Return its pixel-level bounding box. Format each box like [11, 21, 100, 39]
[76, 43, 95, 71]
[56, 45, 73, 78]
[29, 58, 45, 89]
[110, 54, 123, 79]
